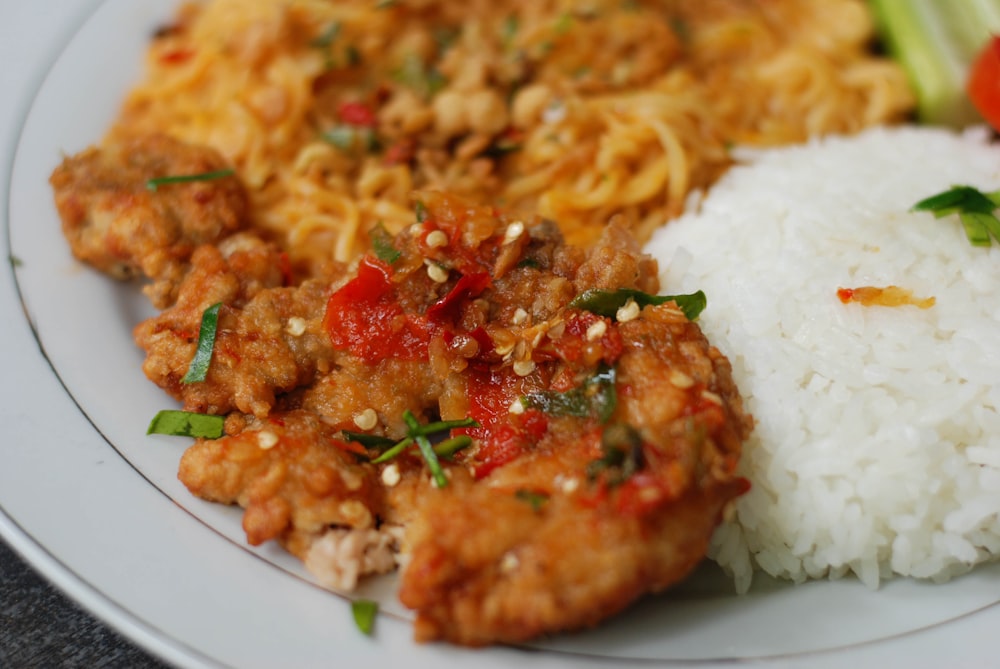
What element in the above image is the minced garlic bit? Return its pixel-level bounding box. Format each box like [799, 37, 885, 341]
[353, 408, 378, 431]
[426, 261, 449, 283]
[669, 370, 695, 389]
[503, 221, 525, 244]
[257, 430, 279, 450]
[425, 229, 448, 248]
[513, 360, 536, 377]
[285, 316, 307, 337]
[585, 319, 607, 341]
[499, 552, 520, 573]
[559, 476, 579, 494]
[701, 390, 723, 406]
[512, 307, 528, 325]
[616, 298, 641, 322]
[509, 398, 525, 414]
[381, 463, 401, 487]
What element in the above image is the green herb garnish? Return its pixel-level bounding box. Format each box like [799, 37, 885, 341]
[587, 422, 644, 486]
[369, 222, 401, 264]
[912, 185, 1000, 246]
[321, 126, 379, 153]
[414, 200, 428, 223]
[310, 22, 341, 49]
[569, 288, 707, 321]
[352, 599, 378, 635]
[404, 411, 448, 488]
[521, 364, 617, 424]
[181, 302, 222, 384]
[342, 431, 396, 449]
[514, 489, 549, 512]
[147, 410, 225, 439]
[392, 53, 446, 99]
[145, 169, 235, 192]
[368, 413, 478, 487]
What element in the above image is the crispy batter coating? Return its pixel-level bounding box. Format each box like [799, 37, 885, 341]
[50, 134, 248, 307]
[179, 409, 381, 551]
[52, 136, 752, 645]
[134, 235, 336, 417]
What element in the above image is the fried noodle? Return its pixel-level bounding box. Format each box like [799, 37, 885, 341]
[110, 0, 913, 271]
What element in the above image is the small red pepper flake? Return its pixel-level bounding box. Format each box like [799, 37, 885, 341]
[159, 48, 195, 65]
[426, 272, 492, 324]
[337, 101, 377, 127]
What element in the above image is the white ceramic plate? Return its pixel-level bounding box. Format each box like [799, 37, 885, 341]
[2, 1, 999, 667]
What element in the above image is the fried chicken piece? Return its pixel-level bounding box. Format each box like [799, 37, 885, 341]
[134, 234, 336, 417]
[50, 133, 248, 307]
[178, 409, 381, 550]
[398, 302, 750, 645]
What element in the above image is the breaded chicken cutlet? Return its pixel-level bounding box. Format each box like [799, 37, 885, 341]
[51, 136, 752, 646]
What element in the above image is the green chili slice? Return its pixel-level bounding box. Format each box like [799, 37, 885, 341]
[181, 303, 222, 384]
[569, 288, 707, 321]
[147, 410, 225, 439]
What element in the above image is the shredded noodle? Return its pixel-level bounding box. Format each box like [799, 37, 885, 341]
[110, 0, 914, 271]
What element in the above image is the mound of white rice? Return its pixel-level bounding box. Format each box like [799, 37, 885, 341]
[645, 125, 1000, 594]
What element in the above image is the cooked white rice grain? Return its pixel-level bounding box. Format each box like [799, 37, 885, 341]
[645, 125, 1000, 593]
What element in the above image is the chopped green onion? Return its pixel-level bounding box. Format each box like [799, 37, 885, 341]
[369, 222, 401, 264]
[342, 431, 396, 449]
[367, 414, 477, 471]
[410, 417, 478, 436]
[145, 169, 235, 192]
[521, 364, 617, 424]
[370, 437, 413, 464]
[351, 599, 378, 635]
[147, 410, 225, 439]
[181, 302, 222, 384]
[433, 435, 473, 459]
[403, 411, 448, 488]
[514, 489, 549, 512]
[569, 288, 707, 321]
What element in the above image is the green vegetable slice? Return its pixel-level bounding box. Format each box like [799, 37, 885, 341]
[351, 599, 378, 635]
[147, 410, 225, 439]
[569, 288, 707, 321]
[145, 169, 235, 191]
[181, 302, 222, 384]
[521, 364, 617, 423]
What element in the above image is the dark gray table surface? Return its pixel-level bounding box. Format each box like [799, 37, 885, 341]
[0, 537, 172, 668]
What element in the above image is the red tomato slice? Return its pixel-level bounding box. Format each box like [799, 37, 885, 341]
[967, 35, 1000, 132]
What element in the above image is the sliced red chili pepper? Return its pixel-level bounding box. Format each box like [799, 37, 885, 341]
[426, 272, 492, 324]
[323, 256, 433, 362]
